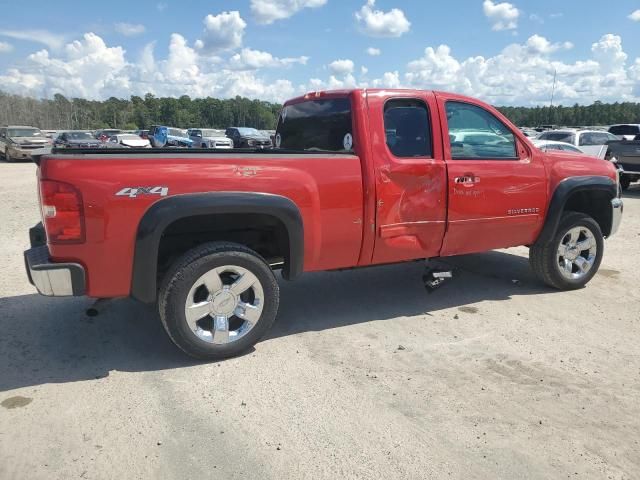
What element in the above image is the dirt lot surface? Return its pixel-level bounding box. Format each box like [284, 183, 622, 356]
[1, 161, 639, 480]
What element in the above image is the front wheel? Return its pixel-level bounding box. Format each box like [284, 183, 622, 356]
[529, 212, 604, 290]
[159, 242, 279, 360]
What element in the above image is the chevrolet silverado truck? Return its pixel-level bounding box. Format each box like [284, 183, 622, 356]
[24, 89, 623, 360]
[606, 138, 640, 190]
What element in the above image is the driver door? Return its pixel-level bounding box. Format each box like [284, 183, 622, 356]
[437, 95, 547, 256]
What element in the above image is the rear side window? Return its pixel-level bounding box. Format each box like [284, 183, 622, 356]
[445, 101, 517, 159]
[384, 99, 432, 157]
[276, 98, 353, 152]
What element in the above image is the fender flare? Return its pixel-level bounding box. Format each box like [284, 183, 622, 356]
[536, 175, 617, 245]
[131, 192, 304, 303]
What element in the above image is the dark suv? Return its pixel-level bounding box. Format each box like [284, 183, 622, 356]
[225, 127, 272, 148]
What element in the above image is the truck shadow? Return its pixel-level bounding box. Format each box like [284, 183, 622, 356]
[269, 250, 550, 339]
[0, 250, 554, 392]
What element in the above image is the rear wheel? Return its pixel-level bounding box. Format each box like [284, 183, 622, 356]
[530, 212, 603, 290]
[159, 242, 279, 360]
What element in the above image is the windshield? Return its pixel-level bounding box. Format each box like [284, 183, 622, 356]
[237, 128, 260, 136]
[68, 131, 94, 140]
[8, 128, 43, 138]
[276, 98, 353, 152]
[168, 128, 187, 137]
[539, 132, 576, 144]
[609, 125, 640, 136]
[202, 129, 226, 137]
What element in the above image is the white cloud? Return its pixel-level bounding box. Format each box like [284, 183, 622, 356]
[229, 48, 308, 70]
[525, 35, 572, 54]
[0, 41, 13, 53]
[0, 32, 298, 103]
[366, 47, 381, 56]
[355, 0, 410, 38]
[629, 10, 640, 22]
[250, 0, 327, 24]
[361, 66, 369, 75]
[372, 71, 400, 88]
[0, 29, 66, 50]
[403, 34, 637, 105]
[195, 11, 246, 54]
[329, 59, 355, 75]
[483, 0, 519, 31]
[114, 23, 146, 36]
[294, 33, 639, 106]
[1, 29, 639, 108]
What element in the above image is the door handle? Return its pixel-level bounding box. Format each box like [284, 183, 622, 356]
[454, 175, 480, 185]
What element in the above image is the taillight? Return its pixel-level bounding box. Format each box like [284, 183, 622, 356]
[40, 180, 85, 244]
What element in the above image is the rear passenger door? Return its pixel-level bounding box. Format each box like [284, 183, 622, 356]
[369, 92, 448, 264]
[437, 96, 547, 256]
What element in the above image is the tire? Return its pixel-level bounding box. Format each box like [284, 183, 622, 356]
[620, 176, 631, 191]
[530, 211, 604, 290]
[159, 242, 280, 360]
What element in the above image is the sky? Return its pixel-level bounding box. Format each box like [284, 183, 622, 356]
[0, 0, 639, 106]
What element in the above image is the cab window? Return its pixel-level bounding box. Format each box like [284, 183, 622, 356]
[446, 101, 517, 159]
[384, 99, 432, 158]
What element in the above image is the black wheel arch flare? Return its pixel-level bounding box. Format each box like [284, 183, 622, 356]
[536, 175, 617, 245]
[131, 192, 304, 303]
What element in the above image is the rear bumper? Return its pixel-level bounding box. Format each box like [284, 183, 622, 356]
[610, 197, 623, 237]
[24, 243, 86, 297]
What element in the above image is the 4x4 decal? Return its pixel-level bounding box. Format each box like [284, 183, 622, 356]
[115, 186, 169, 198]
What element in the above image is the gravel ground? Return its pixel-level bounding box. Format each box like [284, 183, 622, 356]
[1, 160, 639, 480]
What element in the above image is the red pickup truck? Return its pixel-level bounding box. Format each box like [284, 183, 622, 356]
[25, 89, 623, 359]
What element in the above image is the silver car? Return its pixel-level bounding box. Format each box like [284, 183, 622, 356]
[537, 129, 618, 158]
[187, 128, 234, 149]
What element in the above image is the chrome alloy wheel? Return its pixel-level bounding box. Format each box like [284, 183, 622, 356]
[184, 265, 264, 344]
[556, 226, 597, 281]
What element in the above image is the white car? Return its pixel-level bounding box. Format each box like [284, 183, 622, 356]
[531, 140, 583, 154]
[536, 129, 618, 158]
[108, 134, 152, 148]
[608, 124, 640, 141]
[187, 128, 234, 149]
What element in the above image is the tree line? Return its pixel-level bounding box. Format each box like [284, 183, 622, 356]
[0, 91, 282, 131]
[1, 90, 640, 130]
[498, 101, 640, 127]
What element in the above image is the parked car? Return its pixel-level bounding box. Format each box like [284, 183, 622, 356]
[95, 129, 122, 142]
[532, 140, 583, 154]
[0, 125, 50, 162]
[187, 128, 234, 149]
[24, 88, 622, 360]
[107, 134, 152, 148]
[149, 125, 194, 148]
[605, 138, 640, 190]
[225, 127, 272, 148]
[536, 129, 619, 158]
[42, 130, 59, 140]
[54, 131, 103, 149]
[135, 130, 150, 139]
[608, 124, 640, 141]
[519, 128, 539, 138]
